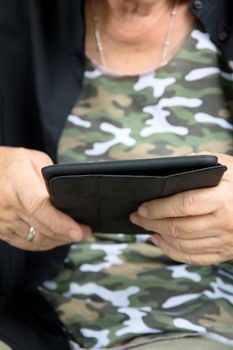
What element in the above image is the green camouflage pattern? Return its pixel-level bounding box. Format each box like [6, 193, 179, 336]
[58, 28, 233, 163]
[42, 236, 233, 349]
[0, 340, 12, 350]
[41, 24, 233, 349]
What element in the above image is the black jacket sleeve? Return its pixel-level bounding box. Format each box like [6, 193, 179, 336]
[189, 0, 233, 61]
[0, 0, 85, 160]
[0, 1, 85, 349]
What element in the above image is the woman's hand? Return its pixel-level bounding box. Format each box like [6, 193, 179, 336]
[0, 147, 91, 251]
[130, 153, 233, 265]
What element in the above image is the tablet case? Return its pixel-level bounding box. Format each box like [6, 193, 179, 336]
[42, 156, 226, 234]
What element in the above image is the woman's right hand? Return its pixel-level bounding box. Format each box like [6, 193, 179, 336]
[0, 147, 91, 251]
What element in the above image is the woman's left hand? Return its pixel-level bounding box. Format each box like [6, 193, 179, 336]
[130, 153, 233, 265]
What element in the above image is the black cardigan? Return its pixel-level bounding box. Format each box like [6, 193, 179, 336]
[0, 1, 232, 349]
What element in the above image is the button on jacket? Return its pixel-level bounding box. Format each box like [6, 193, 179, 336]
[0, 1, 232, 349]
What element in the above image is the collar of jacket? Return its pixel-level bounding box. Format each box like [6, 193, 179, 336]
[189, 0, 233, 60]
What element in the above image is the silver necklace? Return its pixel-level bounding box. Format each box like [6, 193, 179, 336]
[161, 0, 180, 66]
[91, 0, 180, 71]
[91, 0, 106, 68]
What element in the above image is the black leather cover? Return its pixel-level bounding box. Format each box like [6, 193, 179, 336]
[42, 156, 226, 234]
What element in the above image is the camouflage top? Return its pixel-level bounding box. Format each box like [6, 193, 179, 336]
[41, 24, 233, 349]
[58, 28, 233, 162]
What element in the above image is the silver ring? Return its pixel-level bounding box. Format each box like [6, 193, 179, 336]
[26, 226, 37, 242]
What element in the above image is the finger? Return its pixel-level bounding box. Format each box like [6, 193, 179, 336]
[0, 218, 30, 241]
[0, 216, 77, 245]
[6, 224, 76, 251]
[20, 196, 92, 241]
[158, 234, 222, 255]
[37, 225, 91, 244]
[130, 212, 218, 239]
[137, 184, 225, 219]
[1, 221, 75, 250]
[11, 219, 32, 239]
[13, 151, 92, 241]
[151, 236, 222, 265]
[30, 229, 74, 247]
[6, 232, 73, 252]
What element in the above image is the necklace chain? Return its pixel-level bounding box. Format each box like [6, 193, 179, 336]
[161, 0, 180, 66]
[91, 0, 180, 72]
[92, 0, 107, 68]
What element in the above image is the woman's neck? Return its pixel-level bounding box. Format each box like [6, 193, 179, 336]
[94, 0, 176, 49]
[106, 0, 166, 16]
[85, 0, 194, 75]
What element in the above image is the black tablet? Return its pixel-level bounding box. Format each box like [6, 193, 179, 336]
[42, 155, 226, 234]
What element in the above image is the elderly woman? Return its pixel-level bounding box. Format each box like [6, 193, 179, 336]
[0, 0, 233, 349]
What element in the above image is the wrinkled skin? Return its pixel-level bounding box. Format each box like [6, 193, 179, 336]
[131, 153, 233, 265]
[0, 147, 91, 251]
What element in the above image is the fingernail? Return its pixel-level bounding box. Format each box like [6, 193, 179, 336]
[152, 234, 160, 246]
[138, 206, 148, 217]
[84, 226, 92, 236]
[130, 213, 137, 224]
[69, 229, 83, 241]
